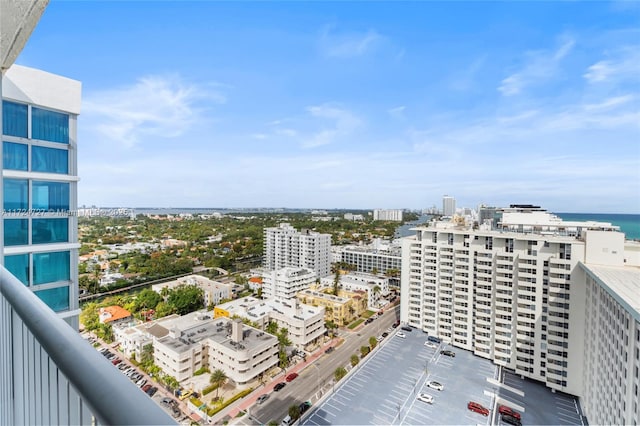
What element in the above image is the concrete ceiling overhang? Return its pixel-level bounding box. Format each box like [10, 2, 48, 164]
[0, 0, 49, 73]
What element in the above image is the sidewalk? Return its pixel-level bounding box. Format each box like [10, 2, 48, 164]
[216, 337, 341, 423]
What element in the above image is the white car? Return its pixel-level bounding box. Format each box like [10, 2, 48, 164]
[424, 341, 438, 349]
[426, 381, 444, 391]
[417, 393, 434, 404]
[396, 332, 406, 338]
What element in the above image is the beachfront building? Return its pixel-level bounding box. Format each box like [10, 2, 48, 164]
[2, 64, 82, 327]
[400, 204, 639, 412]
[261, 267, 316, 300]
[263, 223, 331, 277]
[214, 296, 325, 350]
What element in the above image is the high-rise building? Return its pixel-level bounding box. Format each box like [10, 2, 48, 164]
[2, 64, 81, 328]
[263, 223, 331, 277]
[442, 195, 455, 216]
[400, 205, 640, 422]
[373, 209, 403, 221]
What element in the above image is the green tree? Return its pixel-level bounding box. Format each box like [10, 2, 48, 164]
[155, 301, 174, 318]
[371, 267, 379, 275]
[210, 369, 228, 399]
[288, 404, 301, 421]
[166, 284, 204, 315]
[350, 354, 359, 367]
[257, 287, 263, 298]
[372, 285, 381, 301]
[369, 336, 378, 350]
[141, 343, 154, 365]
[332, 267, 340, 296]
[360, 345, 370, 358]
[80, 302, 100, 331]
[164, 375, 179, 392]
[266, 321, 279, 335]
[135, 288, 162, 311]
[334, 366, 347, 381]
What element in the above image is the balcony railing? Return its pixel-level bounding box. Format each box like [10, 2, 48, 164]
[0, 265, 176, 425]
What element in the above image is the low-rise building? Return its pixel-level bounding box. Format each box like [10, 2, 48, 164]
[152, 274, 232, 306]
[321, 272, 389, 310]
[297, 289, 367, 326]
[99, 306, 133, 327]
[214, 297, 325, 350]
[262, 267, 317, 300]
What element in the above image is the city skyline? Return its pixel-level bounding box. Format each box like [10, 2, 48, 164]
[16, 1, 640, 213]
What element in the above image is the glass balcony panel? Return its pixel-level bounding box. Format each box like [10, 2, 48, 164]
[32, 181, 70, 211]
[32, 146, 69, 174]
[3, 178, 29, 210]
[32, 218, 69, 244]
[33, 251, 70, 285]
[3, 141, 28, 170]
[34, 285, 70, 312]
[4, 218, 28, 245]
[5, 254, 29, 285]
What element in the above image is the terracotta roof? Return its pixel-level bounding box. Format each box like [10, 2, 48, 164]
[249, 277, 263, 283]
[99, 306, 132, 323]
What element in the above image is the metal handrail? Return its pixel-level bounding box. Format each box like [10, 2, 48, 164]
[0, 265, 176, 425]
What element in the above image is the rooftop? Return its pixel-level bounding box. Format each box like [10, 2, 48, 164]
[582, 264, 640, 321]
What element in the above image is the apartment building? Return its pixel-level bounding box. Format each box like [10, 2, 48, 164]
[373, 209, 403, 221]
[261, 266, 316, 300]
[332, 239, 402, 275]
[2, 64, 81, 327]
[152, 274, 232, 306]
[263, 223, 331, 277]
[580, 263, 640, 425]
[320, 272, 389, 310]
[298, 288, 368, 326]
[442, 195, 456, 216]
[214, 296, 326, 350]
[400, 206, 625, 397]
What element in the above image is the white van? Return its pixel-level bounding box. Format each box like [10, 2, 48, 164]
[281, 415, 292, 426]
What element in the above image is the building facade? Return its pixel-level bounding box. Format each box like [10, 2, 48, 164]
[263, 223, 331, 277]
[261, 267, 317, 300]
[2, 64, 81, 327]
[332, 240, 402, 275]
[401, 207, 625, 397]
[152, 274, 232, 307]
[298, 288, 368, 327]
[373, 209, 403, 221]
[442, 195, 455, 216]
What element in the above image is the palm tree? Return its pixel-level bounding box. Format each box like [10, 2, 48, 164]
[334, 367, 347, 381]
[209, 369, 227, 400]
[289, 405, 301, 421]
[372, 285, 381, 306]
[350, 354, 359, 367]
[369, 336, 378, 349]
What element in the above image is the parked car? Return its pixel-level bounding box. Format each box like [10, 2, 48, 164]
[426, 381, 444, 391]
[440, 350, 456, 357]
[285, 373, 298, 382]
[257, 394, 270, 404]
[417, 393, 434, 404]
[401, 325, 413, 332]
[146, 386, 158, 397]
[467, 401, 489, 416]
[501, 413, 522, 426]
[396, 332, 406, 338]
[424, 341, 438, 349]
[427, 336, 442, 343]
[382, 332, 389, 337]
[499, 405, 522, 420]
[376, 335, 384, 342]
[274, 383, 286, 392]
[142, 384, 152, 392]
[299, 401, 312, 415]
[325, 347, 334, 354]
[392, 322, 400, 328]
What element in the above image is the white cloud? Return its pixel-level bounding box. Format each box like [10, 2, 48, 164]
[388, 106, 406, 120]
[583, 46, 640, 84]
[498, 36, 575, 96]
[302, 104, 362, 148]
[83, 75, 225, 148]
[320, 25, 382, 58]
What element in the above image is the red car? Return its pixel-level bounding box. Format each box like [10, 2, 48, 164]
[499, 405, 521, 420]
[142, 384, 152, 392]
[285, 373, 298, 382]
[468, 401, 489, 416]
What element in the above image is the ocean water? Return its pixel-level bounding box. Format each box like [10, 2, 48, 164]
[556, 213, 640, 241]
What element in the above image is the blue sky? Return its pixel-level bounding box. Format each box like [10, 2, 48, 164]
[16, 1, 640, 213]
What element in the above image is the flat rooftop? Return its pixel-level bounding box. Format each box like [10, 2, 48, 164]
[583, 264, 640, 320]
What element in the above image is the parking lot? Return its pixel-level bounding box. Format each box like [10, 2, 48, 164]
[303, 326, 585, 425]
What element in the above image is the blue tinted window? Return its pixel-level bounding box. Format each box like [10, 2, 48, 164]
[2, 101, 28, 138]
[4, 219, 28, 246]
[3, 179, 28, 210]
[34, 286, 69, 312]
[32, 107, 69, 144]
[32, 146, 68, 174]
[3, 142, 28, 170]
[5, 254, 29, 285]
[32, 219, 68, 244]
[32, 181, 69, 211]
[33, 251, 70, 285]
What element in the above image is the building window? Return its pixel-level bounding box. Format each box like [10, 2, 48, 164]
[31, 107, 69, 143]
[33, 251, 70, 285]
[32, 218, 69, 244]
[31, 146, 68, 174]
[34, 286, 69, 312]
[3, 179, 28, 210]
[2, 100, 28, 138]
[32, 181, 70, 211]
[4, 219, 28, 246]
[3, 141, 28, 170]
[5, 254, 29, 285]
